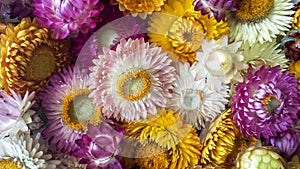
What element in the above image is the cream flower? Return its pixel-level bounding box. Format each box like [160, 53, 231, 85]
[0, 89, 35, 138]
[191, 35, 248, 90]
[0, 133, 60, 169]
[167, 62, 228, 130]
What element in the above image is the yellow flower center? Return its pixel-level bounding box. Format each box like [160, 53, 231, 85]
[116, 69, 151, 101]
[24, 45, 57, 81]
[0, 159, 21, 169]
[262, 95, 281, 114]
[62, 89, 101, 131]
[235, 0, 274, 22]
[168, 16, 206, 63]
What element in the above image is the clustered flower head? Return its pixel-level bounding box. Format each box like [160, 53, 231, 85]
[0, 0, 300, 168]
[32, 0, 104, 39]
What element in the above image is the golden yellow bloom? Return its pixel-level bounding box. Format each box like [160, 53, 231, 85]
[123, 109, 201, 169]
[116, 0, 166, 19]
[0, 17, 70, 96]
[289, 61, 300, 89]
[292, 3, 300, 29]
[148, 0, 229, 64]
[135, 143, 170, 169]
[199, 109, 243, 167]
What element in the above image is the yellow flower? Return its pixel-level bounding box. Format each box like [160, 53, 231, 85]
[0, 17, 70, 96]
[116, 0, 167, 19]
[148, 0, 229, 64]
[135, 143, 170, 169]
[292, 4, 300, 29]
[289, 61, 300, 89]
[123, 109, 201, 169]
[199, 109, 244, 167]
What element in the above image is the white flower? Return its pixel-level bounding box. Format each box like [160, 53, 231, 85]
[191, 35, 248, 91]
[227, 0, 294, 45]
[0, 89, 35, 138]
[0, 132, 60, 169]
[90, 38, 176, 121]
[167, 62, 229, 130]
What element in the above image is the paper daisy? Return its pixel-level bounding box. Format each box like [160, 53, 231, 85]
[227, 0, 294, 45]
[0, 89, 35, 138]
[123, 109, 201, 169]
[231, 66, 300, 139]
[199, 109, 245, 167]
[0, 17, 71, 96]
[116, 0, 166, 19]
[241, 40, 289, 70]
[33, 0, 104, 39]
[193, 0, 239, 21]
[267, 127, 300, 159]
[74, 123, 124, 169]
[148, 0, 229, 63]
[292, 2, 300, 29]
[134, 143, 170, 169]
[0, 132, 60, 169]
[236, 143, 286, 169]
[167, 62, 228, 130]
[191, 35, 248, 90]
[89, 38, 176, 121]
[37, 66, 102, 153]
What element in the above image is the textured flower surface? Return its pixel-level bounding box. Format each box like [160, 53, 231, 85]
[38, 66, 101, 153]
[199, 109, 242, 167]
[148, 0, 229, 63]
[231, 66, 300, 139]
[241, 40, 289, 70]
[0, 133, 60, 169]
[192, 35, 248, 87]
[0, 17, 71, 96]
[0, 89, 35, 139]
[236, 144, 286, 169]
[167, 62, 228, 130]
[123, 109, 201, 169]
[74, 123, 124, 169]
[281, 29, 300, 61]
[90, 38, 176, 121]
[33, 0, 104, 39]
[227, 0, 294, 45]
[116, 0, 166, 19]
[193, 0, 239, 21]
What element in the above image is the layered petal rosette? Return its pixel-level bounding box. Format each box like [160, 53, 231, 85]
[231, 66, 300, 139]
[33, 0, 104, 39]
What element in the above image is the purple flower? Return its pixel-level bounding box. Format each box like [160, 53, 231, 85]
[74, 122, 124, 169]
[32, 0, 104, 39]
[193, 0, 239, 21]
[231, 66, 300, 139]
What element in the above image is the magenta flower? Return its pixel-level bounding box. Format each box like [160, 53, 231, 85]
[193, 0, 239, 21]
[33, 0, 104, 39]
[231, 66, 300, 139]
[74, 123, 124, 169]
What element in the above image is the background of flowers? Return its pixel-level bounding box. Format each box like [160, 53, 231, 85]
[0, 0, 300, 168]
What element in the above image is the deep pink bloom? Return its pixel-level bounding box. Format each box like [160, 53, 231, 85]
[74, 123, 124, 169]
[193, 0, 239, 21]
[231, 66, 300, 139]
[32, 0, 104, 39]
